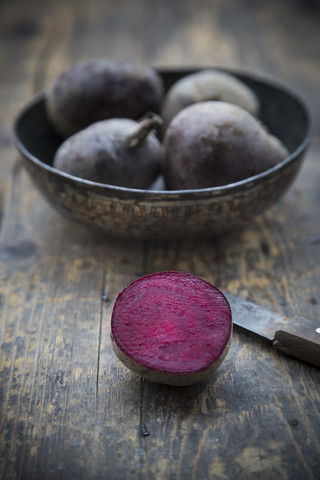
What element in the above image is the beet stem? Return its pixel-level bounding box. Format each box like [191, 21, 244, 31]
[126, 113, 163, 148]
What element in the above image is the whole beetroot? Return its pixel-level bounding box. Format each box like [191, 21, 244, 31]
[46, 59, 164, 138]
[53, 114, 163, 189]
[161, 69, 260, 132]
[163, 101, 289, 190]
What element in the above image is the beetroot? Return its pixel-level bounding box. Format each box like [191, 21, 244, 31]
[163, 101, 289, 190]
[161, 69, 260, 133]
[46, 59, 164, 138]
[53, 114, 163, 188]
[110, 271, 232, 386]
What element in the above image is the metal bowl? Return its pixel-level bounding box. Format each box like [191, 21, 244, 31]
[13, 69, 312, 239]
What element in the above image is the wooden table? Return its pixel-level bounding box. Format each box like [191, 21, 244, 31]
[1, 1, 319, 479]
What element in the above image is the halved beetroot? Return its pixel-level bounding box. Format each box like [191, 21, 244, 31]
[110, 271, 232, 386]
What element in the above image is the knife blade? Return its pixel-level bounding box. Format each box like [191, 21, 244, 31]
[224, 293, 320, 368]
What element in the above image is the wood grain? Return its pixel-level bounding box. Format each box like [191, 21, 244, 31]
[1, 1, 320, 479]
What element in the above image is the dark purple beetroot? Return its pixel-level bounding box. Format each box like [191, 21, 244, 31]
[163, 101, 289, 190]
[53, 114, 163, 188]
[110, 271, 232, 386]
[46, 59, 164, 138]
[161, 69, 260, 133]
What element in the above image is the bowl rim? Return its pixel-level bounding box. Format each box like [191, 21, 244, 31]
[13, 68, 313, 198]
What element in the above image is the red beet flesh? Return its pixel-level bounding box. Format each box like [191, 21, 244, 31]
[111, 271, 232, 385]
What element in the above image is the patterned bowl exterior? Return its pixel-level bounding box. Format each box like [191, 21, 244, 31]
[13, 69, 312, 239]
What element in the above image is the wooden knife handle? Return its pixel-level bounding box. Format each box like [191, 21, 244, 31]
[273, 316, 320, 368]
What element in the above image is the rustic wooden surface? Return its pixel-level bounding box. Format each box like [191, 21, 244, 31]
[1, 0, 320, 479]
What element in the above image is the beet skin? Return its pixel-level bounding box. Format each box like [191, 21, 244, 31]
[111, 271, 232, 386]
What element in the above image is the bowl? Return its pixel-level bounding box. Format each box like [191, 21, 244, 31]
[13, 68, 312, 239]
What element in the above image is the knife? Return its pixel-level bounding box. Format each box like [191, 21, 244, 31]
[224, 293, 320, 368]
